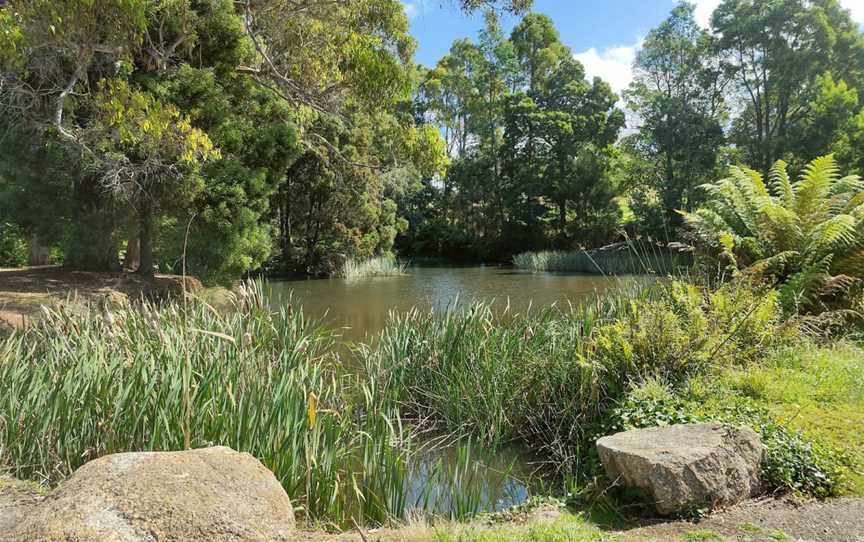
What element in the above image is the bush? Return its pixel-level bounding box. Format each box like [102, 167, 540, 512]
[0, 223, 27, 267]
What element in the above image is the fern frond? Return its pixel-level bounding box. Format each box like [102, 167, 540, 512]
[806, 214, 858, 258]
[780, 255, 833, 312]
[795, 154, 839, 226]
[769, 160, 794, 209]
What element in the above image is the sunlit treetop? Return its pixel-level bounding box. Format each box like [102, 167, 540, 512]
[458, 0, 532, 13]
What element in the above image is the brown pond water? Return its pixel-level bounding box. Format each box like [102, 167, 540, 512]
[267, 264, 641, 343]
[266, 265, 644, 516]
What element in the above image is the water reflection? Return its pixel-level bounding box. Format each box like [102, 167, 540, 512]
[406, 441, 534, 517]
[267, 265, 638, 343]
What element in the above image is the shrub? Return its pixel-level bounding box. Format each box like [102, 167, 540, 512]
[681, 155, 864, 312]
[0, 223, 27, 267]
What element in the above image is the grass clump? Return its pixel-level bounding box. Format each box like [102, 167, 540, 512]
[0, 282, 411, 527]
[513, 241, 690, 275]
[341, 255, 407, 281]
[406, 512, 627, 542]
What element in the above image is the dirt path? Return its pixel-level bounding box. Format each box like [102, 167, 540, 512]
[622, 496, 864, 541]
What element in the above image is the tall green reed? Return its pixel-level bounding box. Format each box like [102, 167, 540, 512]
[341, 255, 408, 282]
[0, 282, 409, 527]
[361, 280, 796, 482]
[513, 240, 691, 275]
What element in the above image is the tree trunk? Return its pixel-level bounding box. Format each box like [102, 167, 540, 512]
[124, 234, 140, 271]
[137, 204, 154, 277]
[27, 233, 51, 266]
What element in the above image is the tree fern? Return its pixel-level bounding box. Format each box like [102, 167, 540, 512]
[681, 155, 864, 312]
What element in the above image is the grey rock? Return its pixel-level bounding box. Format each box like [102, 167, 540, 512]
[6, 446, 295, 542]
[596, 422, 763, 515]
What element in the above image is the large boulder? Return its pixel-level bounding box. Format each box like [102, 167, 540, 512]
[7, 446, 295, 542]
[596, 422, 763, 515]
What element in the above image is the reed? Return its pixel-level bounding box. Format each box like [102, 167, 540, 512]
[341, 255, 408, 281]
[0, 282, 409, 527]
[361, 280, 794, 481]
[513, 241, 691, 275]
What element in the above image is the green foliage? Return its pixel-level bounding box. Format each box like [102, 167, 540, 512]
[409, 12, 623, 260]
[0, 0, 445, 281]
[0, 223, 27, 267]
[362, 280, 794, 482]
[681, 155, 864, 312]
[714, 0, 864, 174]
[623, 2, 726, 236]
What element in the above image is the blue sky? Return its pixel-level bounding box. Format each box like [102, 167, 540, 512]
[404, 0, 864, 95]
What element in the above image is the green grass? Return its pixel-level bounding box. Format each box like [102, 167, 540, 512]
[341, 255, 408, 281]
[716, 342, 864, 494]
[399, 512, 628, 542]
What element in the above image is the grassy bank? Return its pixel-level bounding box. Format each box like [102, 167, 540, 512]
[361, 281, 805, 483]
[341, 256, 407, 281]
[1, 278, 860, 532]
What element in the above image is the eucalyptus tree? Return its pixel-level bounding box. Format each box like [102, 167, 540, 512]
[625, 1, 727, 235]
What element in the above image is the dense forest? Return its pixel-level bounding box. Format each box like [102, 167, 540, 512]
[2, 0, 864, 282]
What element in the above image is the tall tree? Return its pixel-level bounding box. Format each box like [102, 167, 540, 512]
[625, 1, 727, 235]
[714, 0, 864, 173]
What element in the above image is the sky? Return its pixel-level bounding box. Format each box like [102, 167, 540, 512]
[404, 0, 864, 96]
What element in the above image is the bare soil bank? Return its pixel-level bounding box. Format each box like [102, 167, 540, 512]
[0, 266, 228, 333]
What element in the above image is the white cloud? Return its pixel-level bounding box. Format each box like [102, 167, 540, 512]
[403, 1, 420, 19]
[692, 0, 722, 28]
[573, 41, 641, 95]
[693, 0, 863, 28]
[840, 0, 864, 24]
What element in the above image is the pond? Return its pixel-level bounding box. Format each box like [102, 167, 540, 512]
[267, 264, 639, 343]
[267, 265, 643, 518]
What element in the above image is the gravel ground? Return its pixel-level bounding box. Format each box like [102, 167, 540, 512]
[622, 496, 864, 541]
